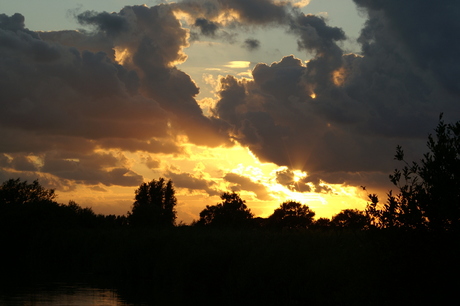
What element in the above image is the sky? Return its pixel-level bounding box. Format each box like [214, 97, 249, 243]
[1, 0, 459, 223]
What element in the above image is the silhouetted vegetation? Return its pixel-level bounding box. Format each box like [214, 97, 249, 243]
[366, 115, 460, 231]
[2, 118, 460, 304]
[331, 209, 369, 230]
[195, 192, 254, 228]
[0, 178, 117, 231]
[127, 177, 177, 228]
[310, 217, 332, 230]
[267, 200, 315, 229]
[0, 178, 56, 206]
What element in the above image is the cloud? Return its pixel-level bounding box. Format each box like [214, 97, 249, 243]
[0, 6, 232, 189]
[243, 38, 260, 51]
[211, 0, 460, 190]
[2, 0, 460, 202]
[194, 17, 219, 36]
[224, 61, 251, 69]
[39, 151, 143, 187]
[165, 170, 219, 196]
[90, 186, 108, 192]
[275, 168, 312, 192]
[353, 0, 460, 95]
[76, 10, 129, 37]
[290, 0, 311, 8]
[223, 172, 274, 200]
[144, 156, 161, 170]
[174, 0, 289, 25]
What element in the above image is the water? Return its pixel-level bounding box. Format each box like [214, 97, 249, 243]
[0, 281, 136, 306]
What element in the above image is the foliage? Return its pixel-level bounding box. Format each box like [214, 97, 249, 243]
[0, 178, 121, 230]
[310, 217, 332, 230]
[0, 178, 56, 207]
[128, 178, 177, 227]
[267, 201, 315, 229]
[196, 192, 253, 228]
[366, 115, 460, 231]
[331, 209, 369, 230]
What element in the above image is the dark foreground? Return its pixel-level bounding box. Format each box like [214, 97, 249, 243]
[1, 227, 459, 305]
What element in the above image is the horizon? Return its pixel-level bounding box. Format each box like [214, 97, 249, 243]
[1, 0, 459, 223]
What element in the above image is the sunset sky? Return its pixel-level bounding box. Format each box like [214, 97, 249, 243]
[1, 0, 459, 223]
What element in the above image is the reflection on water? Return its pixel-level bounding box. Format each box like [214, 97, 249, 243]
[0, 281, 136, 306]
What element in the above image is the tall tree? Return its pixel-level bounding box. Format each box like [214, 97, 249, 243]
[128, 178, 177, 227]
[197, 192, 253, 228]
[267, 201, 315, 229]
[366, 115, 460, 231]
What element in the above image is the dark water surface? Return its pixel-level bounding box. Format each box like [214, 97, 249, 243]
[0, 278, 141, 306]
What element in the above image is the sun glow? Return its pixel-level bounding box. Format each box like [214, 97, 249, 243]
[332, 67, 346, 86]
[293, 170, 307, 182]
[56, 141, 369, 223]
[114, 46, 131, 65]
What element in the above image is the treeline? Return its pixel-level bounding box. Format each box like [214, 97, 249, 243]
[1, 116, 460, 305]
[0, 178, 127, 231]
[2, 115, 460, 232]
[0, 177, 368, 231]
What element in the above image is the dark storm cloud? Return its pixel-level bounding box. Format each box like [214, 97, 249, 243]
[0, 13, 33, 34]
[353, 0, 460, 94]
[212, 53, 423, 188]
[43, 5, 231, 148]
[0, 6, 233, 189]
[290, 13, 346, 54]
[3, 0, 460, 196]
[212, 0, 460, 190]
[223, 172, 273, 200]
[38, 30, 115, 59]
[87, 5, 231, 147]
[289, 12, 347, 88]
[0, 38, 168, 140]
[194, 18, 219, 36]
[243, 38, 260, 51]
[76, 10, 128, 37]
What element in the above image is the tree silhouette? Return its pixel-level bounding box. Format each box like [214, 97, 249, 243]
[267, 201, 315, 229]
[0, 178, 99, 230]
[128, 178, 177, 227]
[331, 209, 369, 230]
[0, 178, 56, 207]
[366, 115, 460, 231]
[311, 217, 332, 230]
[196, 192, 253, 228]
[0, 178, 58, 229]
